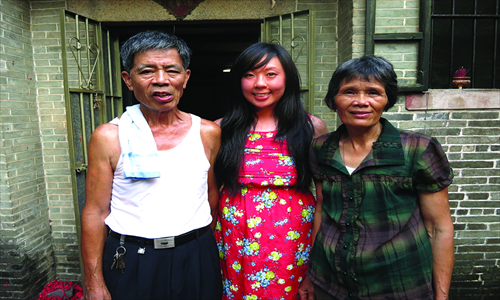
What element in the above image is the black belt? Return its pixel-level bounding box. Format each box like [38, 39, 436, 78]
[109, 225, 210, 249]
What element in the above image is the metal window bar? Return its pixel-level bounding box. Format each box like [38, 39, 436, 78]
[106, 30, 115, 119]
[431, 0, 500, 88]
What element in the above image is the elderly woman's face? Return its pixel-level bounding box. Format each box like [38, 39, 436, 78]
[334, 77, 388, 129]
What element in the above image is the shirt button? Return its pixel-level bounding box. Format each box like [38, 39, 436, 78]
[343, 271, 347, 275]
[343, 244, 347, 249]
[349, 196, 353, 201]
[346, 222, 350, 226]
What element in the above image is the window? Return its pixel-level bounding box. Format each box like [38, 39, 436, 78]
[366, 0, 500, 91]
[430, 0, 500, 89]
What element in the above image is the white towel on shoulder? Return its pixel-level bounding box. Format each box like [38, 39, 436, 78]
[117, 104, 160, 179]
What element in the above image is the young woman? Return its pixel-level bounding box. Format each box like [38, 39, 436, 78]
[214, 42, 328, 299]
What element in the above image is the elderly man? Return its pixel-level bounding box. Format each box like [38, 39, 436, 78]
[81, 31, 222, 300]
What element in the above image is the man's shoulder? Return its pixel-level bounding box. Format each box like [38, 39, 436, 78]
[93, 122, 118, 139]
[90, 123, 120, 153]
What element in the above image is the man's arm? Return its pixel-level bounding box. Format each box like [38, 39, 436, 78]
[419, 188, 454, 300]
[200, 120, 222, 230]
[81, 124, 119, 300]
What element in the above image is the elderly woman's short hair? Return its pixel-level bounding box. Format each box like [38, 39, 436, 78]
[120, 31, 192, 73]
[324, 55, 398, 112]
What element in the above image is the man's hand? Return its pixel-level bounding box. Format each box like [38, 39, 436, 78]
[298, 276, 315, 300]
[85, 282, 112, 300]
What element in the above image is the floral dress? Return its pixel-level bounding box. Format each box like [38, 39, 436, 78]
[215, 131, 316, 300]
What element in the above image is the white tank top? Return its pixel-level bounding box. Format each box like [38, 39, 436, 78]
[105, 114, 212, 238]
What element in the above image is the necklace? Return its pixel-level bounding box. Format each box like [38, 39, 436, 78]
[341, 140, 346, 166]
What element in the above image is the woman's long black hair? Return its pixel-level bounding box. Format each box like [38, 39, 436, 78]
[214, 42, 314, 196]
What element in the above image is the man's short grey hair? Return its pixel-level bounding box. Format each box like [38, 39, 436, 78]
[120, 31, 192, 73]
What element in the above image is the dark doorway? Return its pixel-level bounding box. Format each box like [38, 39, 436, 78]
[104, 21, 261, 121]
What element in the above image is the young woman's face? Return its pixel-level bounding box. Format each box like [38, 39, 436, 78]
[334, 77, 388, 129]
[241, 56, 286, 112]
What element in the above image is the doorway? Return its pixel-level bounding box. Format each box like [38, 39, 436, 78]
[103, 20, 262, 121]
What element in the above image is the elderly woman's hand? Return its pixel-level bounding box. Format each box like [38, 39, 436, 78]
[297, 276, 315, 300]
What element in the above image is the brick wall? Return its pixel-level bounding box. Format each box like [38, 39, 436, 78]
[297, 0, 339, 130]
[30, 0, 81, 282]
[0, 0, 56, 299]
[383, 104, 500, 300]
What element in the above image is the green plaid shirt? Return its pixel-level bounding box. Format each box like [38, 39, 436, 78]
[308, 119, 453, 300]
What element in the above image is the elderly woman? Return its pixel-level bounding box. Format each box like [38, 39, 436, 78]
[299, 56, 454, 300]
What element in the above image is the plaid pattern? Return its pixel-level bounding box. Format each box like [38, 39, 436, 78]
[307, 119, 453, 300]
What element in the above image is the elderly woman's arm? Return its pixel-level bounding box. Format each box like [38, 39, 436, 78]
[418, 188, 454, 300]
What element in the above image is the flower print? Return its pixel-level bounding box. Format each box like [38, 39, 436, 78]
[248, 133, 262, 141]
[286, 264, 293, 270]
[286, 231, 300, 240]
[251, 282, 261, 289]
[252, 189, 279, 209]
[266, 132, 274, 138]
[232, 261, 242, 272]
[298, 199, 303, 205]
[222, 206, 244, 225]
[247, 216, 262, 228]
[255, 202, 265, 212]
[266, 271, 275, 280]
[274, 218, 290, 227]
[285, 286, 292, 292]
[245, 158, 262, 166]
[268, 250, 282, 261]
[247, 148, 261, 153]
[223, 278, 237, 298]
[271, 153, 295, 167]
[301, 206, 314, 223]
[238, 239, 260, 256]
[254, 232, 262, 238]
[250, 242, 260, 251]
[241, 186, 248, 195]
[244, 295, 258, 300]
[273, 176, 284, 186]
[298, 277, 303, 283]
[279, 199, 287, 205]
[295, 243, 311, 266]
[246, 268, 275, 289]
[278, 278, 285, 284]
[217, 241, 225, 259]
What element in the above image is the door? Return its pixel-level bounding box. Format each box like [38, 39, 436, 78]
[261, 10, 316, 113]
[60, 10, 123, 224]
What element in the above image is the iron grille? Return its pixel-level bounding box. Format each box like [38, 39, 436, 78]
[430, 0, 500, 89]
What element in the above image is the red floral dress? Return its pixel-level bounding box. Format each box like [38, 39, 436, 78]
[215, 131, 316, 300]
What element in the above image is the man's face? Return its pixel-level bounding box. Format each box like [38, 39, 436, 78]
[121, 48, 191, 113]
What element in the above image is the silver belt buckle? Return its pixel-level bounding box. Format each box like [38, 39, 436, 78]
[154, 237, 175, 249]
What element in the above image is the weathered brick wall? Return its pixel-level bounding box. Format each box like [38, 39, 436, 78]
[374, 0, 419, 85]
[298, 0, 339, 129]
[338, 0, 354, 64]
[383, 104, 500, 300]
[30, 0, 81, 282]
[0, 0, 56, 299]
